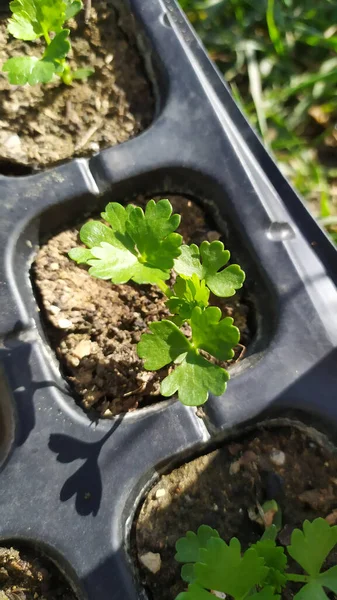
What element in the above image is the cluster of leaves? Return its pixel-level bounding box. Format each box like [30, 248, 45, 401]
[175, 519, 337, 600]
[69, 199, 245, 407]
[178, 0, 337, 243]
[2, 0, 94, 85]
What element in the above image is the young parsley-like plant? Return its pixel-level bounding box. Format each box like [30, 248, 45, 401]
[69, 199, 245, 407]
[175, 519, 337, 600]
[2, 0, 94, 85]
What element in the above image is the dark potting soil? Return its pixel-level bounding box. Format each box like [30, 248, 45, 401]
[133, 427, 337, 600]
[0, 0, 153, 170]
[0, 545, 76, 600]
[33, 195, 252, 418]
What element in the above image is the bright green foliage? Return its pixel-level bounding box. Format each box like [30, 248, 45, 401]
[175, 525, 220, 583]
[69, 200, 182, 285]
[174, 242, 245, 297]
[252, 539, 287, 591]
[175, 518, 337, 600]
[195, 538, 268, 598]
[70, 199, 245, 407]
[138, 306, 239, 405]
[166, 274, 210, 324]
[287, 519, 337, 599]
[3, 0, 93, 86]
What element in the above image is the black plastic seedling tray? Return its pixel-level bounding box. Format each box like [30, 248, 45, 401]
[1, 0, 337, 599]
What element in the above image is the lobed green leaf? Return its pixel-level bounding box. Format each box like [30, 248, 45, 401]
[194, 537, 268, 598]
[174, 241, 245, 298]
[43, 29, 70, 62]
[69, 200, 182, 285]
[8, 0, 68, 41]
[161, 350, 229, 406]
[288, 518, 337, 577]
[2, 55, 55, 84]
[64, 0, 82, 20]
[175, 526, 220, 563]
[137, 320, 191, 371]
[166, 274, 210, 322]
[190, 305, 240, 361]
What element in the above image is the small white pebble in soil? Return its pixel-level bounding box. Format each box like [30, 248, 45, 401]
[50, 262, 59, 271]
[89, 142, 100, 152]
[139, 552, 161, 574]
[49, 304, 61, 315]
[57, 318, 73, 329]
[4, 133, 21, 150]
[229, 460, 241, 475]
[155, 488, 166, 499]
[73, 340, 92, 359]
[269, 449, 286, 467]
[105, 53, 113, 64]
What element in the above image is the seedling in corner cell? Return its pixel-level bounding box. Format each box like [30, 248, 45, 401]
[175, 518, 337, 599]
[69, 199, 246, 407]
[2, 0, 94, 85]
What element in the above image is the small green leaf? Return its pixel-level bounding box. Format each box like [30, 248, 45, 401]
[317, 565, 337, 594]
[175, 526, 220, 563]
[88, 242, 138, 282]
[68, 247, 93, 263]
[175, 526, 220, 585]
[64, 0, 82, 19]
[293, 581, 329, 600]
[194, 537, 268, 597]
[190, 306, 240, 361]
[176, 584, 215, 600]
[3, 56, 38, 84]
[43, 29, 70, 62]
[80, 221, 118, 248]
[288, 518, 337, 577]
[174, 244, 203, 279]
[69, 200, 182, 285]
[252, 539, 287, 591]
[174, 241, 245, 297]
[28, 58, 55, 84]
[166, 274, 210, 321]
[161, 350, 229, 405]
[180, 563, 196, 584]
[2, 55, 55, 84]
[72, 67, 95, 79]
[261, 526, 278, 542]
[126, 199, 182, 270]
[137, 320, 191, 370]
[8, 0, 68, 40]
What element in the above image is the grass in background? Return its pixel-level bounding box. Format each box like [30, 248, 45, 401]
[179, 0, 337, 245]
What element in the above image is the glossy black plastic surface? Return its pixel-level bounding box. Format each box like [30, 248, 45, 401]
[0, 1, 337, 599]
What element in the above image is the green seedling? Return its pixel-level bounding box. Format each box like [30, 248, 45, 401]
[175, 519, 337, 600]
[2, 0, 94, 85]
[69, 199, 245, 407]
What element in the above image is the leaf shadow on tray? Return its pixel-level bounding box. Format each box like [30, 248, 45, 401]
[48, 418, 124, 517]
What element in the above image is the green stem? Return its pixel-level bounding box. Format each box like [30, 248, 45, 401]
[42, 27, 51, 45]
[286, 573, 310, 583]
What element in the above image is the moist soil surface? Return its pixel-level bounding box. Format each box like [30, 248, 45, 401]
[134, 426, 337, 600]
[0, 0, 153, 170]
[0, 545, 76, 600]
[33, 195, 252, 418]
